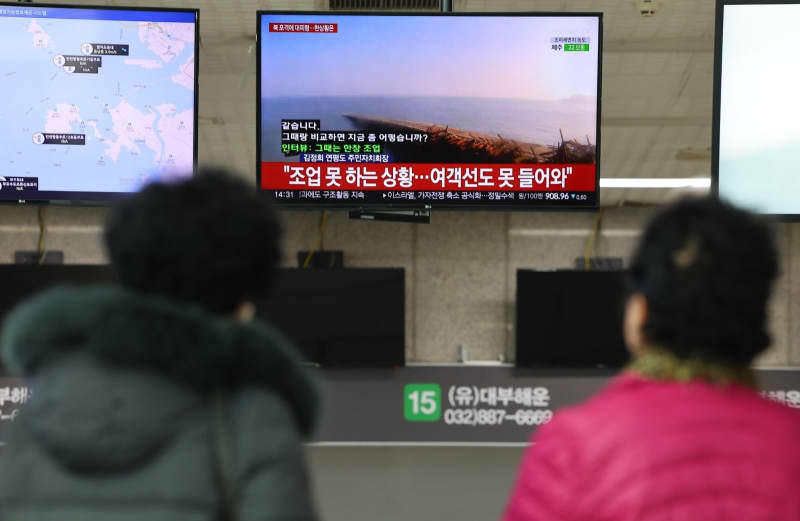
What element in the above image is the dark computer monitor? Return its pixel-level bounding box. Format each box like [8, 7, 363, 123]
[0, 265, 406, 368]
[516, 269, 629, 368]
[0, 264, 115, 320]
[0, 265, 115, 375]
[260, 268, 405, 367]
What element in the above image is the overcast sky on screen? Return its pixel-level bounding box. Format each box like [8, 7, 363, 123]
[260, 14, 599, 100]
[720, 4, 800, 158]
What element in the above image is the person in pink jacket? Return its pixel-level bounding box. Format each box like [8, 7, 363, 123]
[503, 197, 800, 521]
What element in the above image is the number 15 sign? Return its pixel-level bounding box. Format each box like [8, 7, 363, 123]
[404, 383, 442, 422]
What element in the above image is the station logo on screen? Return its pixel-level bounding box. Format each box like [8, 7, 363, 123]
[0, 4, 197, 201]
[258, 13, 601, 208]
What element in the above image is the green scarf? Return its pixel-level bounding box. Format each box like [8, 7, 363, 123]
[628, 347, 756, 388]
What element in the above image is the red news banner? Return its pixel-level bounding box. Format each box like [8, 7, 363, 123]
[261, 163, 596, 192]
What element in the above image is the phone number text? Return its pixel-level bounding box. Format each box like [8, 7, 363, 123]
[443, 408, 553, 426]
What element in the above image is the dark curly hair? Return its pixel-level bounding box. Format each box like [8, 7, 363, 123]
[105, 169, 282, 314]
[629, 196, 778, 365]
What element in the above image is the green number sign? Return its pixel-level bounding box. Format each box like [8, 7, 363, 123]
[404, 383, 441, 422]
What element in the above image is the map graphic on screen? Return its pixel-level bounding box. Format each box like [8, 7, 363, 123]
[258, 13, 601, 208]
[0, 5, 197, 201]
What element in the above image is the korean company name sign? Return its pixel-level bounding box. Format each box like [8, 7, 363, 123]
[310, 367, 800, 444]
[2, 371, 799, 446]
[259, 14, 600, 207]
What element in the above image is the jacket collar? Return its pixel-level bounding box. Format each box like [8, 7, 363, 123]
[627, 346, 756, 388]
[1, 285, 319, 436]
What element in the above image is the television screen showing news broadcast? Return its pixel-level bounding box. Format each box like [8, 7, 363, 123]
[258, 13, 601, 208]
[716, 3, 800, 216]
[0, 4, 197, 202]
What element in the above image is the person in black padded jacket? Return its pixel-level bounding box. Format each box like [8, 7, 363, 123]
[0, 169, 319, 521]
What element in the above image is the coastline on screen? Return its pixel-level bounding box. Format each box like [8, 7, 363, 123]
[0, 4, 198, 203]
[258, 13, 602, 208]
[716, 2, 800, 216]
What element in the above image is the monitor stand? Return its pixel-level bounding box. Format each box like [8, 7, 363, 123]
[349, 208, 431, 224]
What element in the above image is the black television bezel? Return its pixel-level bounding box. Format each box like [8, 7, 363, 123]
[712, 0, 800, 221]
[256, 10, 603, 210]
[0, 2, 199, 206]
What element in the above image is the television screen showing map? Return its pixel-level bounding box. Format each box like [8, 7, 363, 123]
[0, 4, 197, 202]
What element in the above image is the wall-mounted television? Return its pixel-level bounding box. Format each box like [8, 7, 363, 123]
[713, 1, 800, 217]
[257, 12, 602, 209]
[0, 3, 198, 203]
[516, 270, 629, 368]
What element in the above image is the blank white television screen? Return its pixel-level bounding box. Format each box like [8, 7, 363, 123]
[718, 3, 800, 215]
